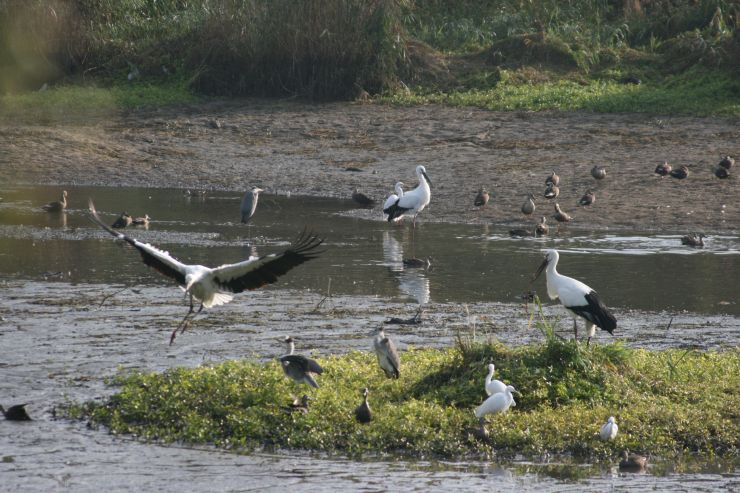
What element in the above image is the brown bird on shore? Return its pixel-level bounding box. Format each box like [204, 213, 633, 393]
[536, 216, 549, 236]
[352, 188, 376, 207]
[619, 450, 648, 472]
[544, 184, 559, 199]
[354, 387, 373, 424]
[714, 167, 730, 179]
[111, 212, 133, 229]
[578, 190, 595, 206]
[521, 193, 536, 215]
[1, 403, 32, 421]
[132, 214, 150, 226]
[718, 155, 735, 170]
[41, 190, 68, 212]
[670, 165, 689, 179]
[545, 171, 560, 187]
[554, 203, 572, 225]
[591, 166, 607, 180]
[474, 188, 490, 207]
[655, 161, 672, 176]
[681, 233, 705, 248]
[509, 228, 533, 237]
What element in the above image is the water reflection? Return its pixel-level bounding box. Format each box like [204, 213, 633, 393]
[382, 231, 430, 305]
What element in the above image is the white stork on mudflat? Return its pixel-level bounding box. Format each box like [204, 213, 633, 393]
[88, 199, 323, 344]
[384, 165, 432, 227]
[383, 182, 405, 222]
[532, 249, 616, 345]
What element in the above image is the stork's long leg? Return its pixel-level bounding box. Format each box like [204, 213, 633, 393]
[170, 295, 199, 345]
[573, 318, 579, 342]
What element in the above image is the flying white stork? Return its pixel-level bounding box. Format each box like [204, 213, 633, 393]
[88, 199, 323, 344]
[532, 249, 617, 345]
[384, 165, 432, 227]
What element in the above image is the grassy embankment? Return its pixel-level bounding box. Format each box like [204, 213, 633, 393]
[65, 309, 739, 462]
[1, 0, 738, 116]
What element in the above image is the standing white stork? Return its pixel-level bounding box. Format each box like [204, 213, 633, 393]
[88, 199, 323, 344]
[532, 249, 616, 345]
[382, 182, 405, 222]
[384, 165, 432, 227]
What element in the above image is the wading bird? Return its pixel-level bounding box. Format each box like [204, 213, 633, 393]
[532, 249, 616, 344]
[681, 233, 705, 247]
[384, 165, 432, 227]
[578, 190, 595, 206]
[475, 385, 518, 421]
[600, 416, 618, 440]
[545, 171, 560, 187]
[352, 188, 376, 207]
[88, 199, 323, 343]
[383, 182, 405, 222]
[279, 336, 324, 388]
[372, 326, 400, 379]
[521, 193, 536, 215]
[354, 387, 373, 423]
[41, 190, 68, 212]
[591, 165, 607, 180]
[111, 212, 132, 229]
[474, 188, 489, 208]
[0, 403, 32, 421]
[484, 364, 506, 396]
[240, 187, 264, 224]
[670, 165, 689, 179]
[655, 161, 672, 176]
[619, 450, 648, 471]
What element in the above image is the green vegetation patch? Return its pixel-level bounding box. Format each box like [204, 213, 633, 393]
[66, 340, 740, 460]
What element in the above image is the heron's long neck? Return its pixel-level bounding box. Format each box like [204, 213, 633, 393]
[287, 341, 295, 355]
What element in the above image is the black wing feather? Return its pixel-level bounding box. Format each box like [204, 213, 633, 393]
[214, 229, 324, 293]
[384, 201, 411, 222]
[88, 200, 187, 286]
[279, 354, 324, 374]
[569, 290, 617, 334]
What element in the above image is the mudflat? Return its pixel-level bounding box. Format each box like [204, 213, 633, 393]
[1, 100, 737, 233]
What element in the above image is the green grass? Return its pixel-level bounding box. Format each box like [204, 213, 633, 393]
[64, 339, 740, 461]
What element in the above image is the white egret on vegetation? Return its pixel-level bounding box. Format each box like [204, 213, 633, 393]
[41, 190, 67, 212]
[600, 416, 618, 440]
[384, 165, 432, 227]
[484, 364, 506, 396]
[372, 327, 400, 379]
[532, 249, 617, 345]
[88, 199, 323, 343]
[475, 385, 518, 420]
[279, 336, 324, 388]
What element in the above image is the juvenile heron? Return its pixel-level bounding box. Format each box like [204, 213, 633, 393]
[111, 212, 132, 229]
[352, 188, 376, 207]
[655, 161, 672, 176]
[240, 187, 264, 224]
[384, 165, 432, 227]
[578, 190, 595, 206]
[279, 336, 324, 388]
[475, 385, 518, 420]
[88, 200, 323, 343]
[591, 165, 607, 180]
[354, 387, 373, 423]
[474, 188, 490, 207]
[372, 326, 400, 379]
[600, 416, 618, 440]
[0, 403, 32, 421]
[383, 182, 405, 222]
[545, 171, 560, 187]
[521, 193, 536, 215]
[41, 190, 68, 212]
[532, 249, 617, 344]
[670, 165, 689, 179]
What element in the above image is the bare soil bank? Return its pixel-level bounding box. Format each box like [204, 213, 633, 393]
[1, 100, 738, 233]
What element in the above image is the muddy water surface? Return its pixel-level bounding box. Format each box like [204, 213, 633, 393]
[0, 185, 738, 492]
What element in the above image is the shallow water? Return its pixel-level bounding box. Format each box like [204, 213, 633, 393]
[0, 185, 738, 492]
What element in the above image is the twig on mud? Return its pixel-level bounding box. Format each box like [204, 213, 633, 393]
[311, 277, 334, 313]
[384, 305, 423, 325]
[98, 286, 131, 308]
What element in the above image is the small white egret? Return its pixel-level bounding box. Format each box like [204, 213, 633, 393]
[372, 326, 400, 379]
[279, 336, 324, 388]
[484, 363, 507, 396]
[600, 416, 618, 440]
[88, 199, 323, 343]
[475, 385, 518, 420]
[354, 387, 373, 423]
[385, 165, 432, 227]
[41, 190, 67, 212]
[532, 249, 617, 344]
[383, 182, 405, 222]
[240, 187, 264, 224]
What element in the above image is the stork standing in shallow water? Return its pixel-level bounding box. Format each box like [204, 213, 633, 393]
[532, 249, 617, 345]
[384, 165, 432, 227]
[88, 199, 323, 343]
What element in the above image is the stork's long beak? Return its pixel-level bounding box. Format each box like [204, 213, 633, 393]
[532, 256, 549, 282]
[422, 170, 432, 187]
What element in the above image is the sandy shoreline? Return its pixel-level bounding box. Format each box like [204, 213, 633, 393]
[1, 100, 738, 233]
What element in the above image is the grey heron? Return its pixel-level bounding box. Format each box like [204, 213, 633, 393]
[279, 336, 324, 388]
[240, 187, 264, 224]
[372, 326, 400, 379]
